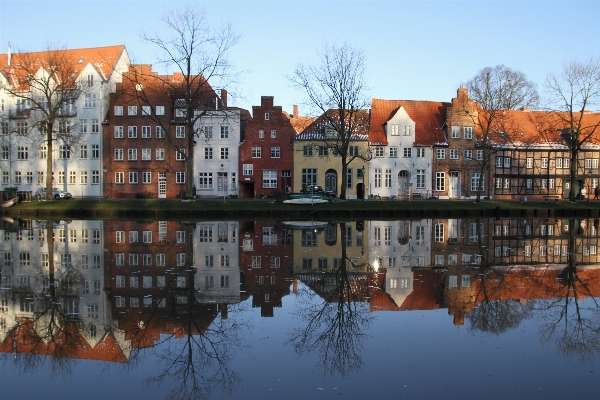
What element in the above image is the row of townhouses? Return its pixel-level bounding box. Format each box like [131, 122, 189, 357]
[1, 216, 599, 359]
[2, 45, 600, 200]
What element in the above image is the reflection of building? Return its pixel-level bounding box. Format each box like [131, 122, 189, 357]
[0, 220, 118, 361]
[239, 221, 294, 316]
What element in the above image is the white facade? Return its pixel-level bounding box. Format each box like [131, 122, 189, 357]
[194, 221, 240, 304]
[193, 110, 241, 197]
[370, 107, 433, 199]
[0, 47, 130, 198]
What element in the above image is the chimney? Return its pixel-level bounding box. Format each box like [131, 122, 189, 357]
[220, 89, 227, 108]
[457, 87, 468, 97]
[172, 72, 183, 82]
[293, 104, 298, 118]
[261, 96, 274, 109]
[7, 42, 11, 66]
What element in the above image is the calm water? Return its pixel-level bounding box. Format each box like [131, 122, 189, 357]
[1, 217, 599, 399]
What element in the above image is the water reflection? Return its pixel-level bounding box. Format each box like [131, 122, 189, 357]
[0, 217, 600, 396]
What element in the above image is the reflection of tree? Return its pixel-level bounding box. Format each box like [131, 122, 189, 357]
[537, 219, 600, 361]
[288, 222, 372, 377]
[1, 223, 86, 375]
[121, 224, 248, 400]
[468, 219, 535, 334]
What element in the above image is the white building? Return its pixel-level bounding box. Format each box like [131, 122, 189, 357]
[369, 99, 448, 199]
[0, 45, 130, 198]
[194, 109, 244, 197]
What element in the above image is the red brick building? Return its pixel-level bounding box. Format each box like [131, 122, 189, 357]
[103, 65, 219, 199]
[239, 96, 296, 198]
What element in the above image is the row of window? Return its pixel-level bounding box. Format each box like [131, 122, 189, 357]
[434, 254, 482, 266]
[114, 105, 165, 117]
[2, 144, 100, 161]
[114, 148, 184, 161]
[115, 230, 185, 244]
[55, 229, 102, 243]
[113, 171, 185, 184]
[1, 170, 101, 185]
[249, 146, 281, 159]
[436, 148, 483, 160]
[494, 244, 598, 257]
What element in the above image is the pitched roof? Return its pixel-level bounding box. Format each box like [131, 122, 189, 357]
[294, 109, 370, 141]
[0, 45, 127, 89]
[370, 98, 449, 146]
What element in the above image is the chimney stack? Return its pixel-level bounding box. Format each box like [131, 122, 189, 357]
[293, 104, 298, 118]
[220, 89, 227, 108]
[7, 42, 11, 66]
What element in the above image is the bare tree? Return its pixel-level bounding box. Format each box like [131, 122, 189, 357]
[464, 65, 539, 202]
[545, 57, 600, 202]
[0, 47, 86, 199]
[129, 5, 240, 197]
[289, 43, 371, 199]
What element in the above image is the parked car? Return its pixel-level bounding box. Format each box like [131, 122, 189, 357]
[34, 187, 72, 200]
[300, 185, 336, 198]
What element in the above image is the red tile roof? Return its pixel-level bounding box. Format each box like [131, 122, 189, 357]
[295, 109, 370, 140]
[0, 45, 126, 89]
[370, 98, 449, 146]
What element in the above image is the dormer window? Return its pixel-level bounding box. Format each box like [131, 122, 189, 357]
[78, 57, 84, 64]
[175, 109, 187, 118]
[87, 74, 94, 87]
[325, 126, 337, 138]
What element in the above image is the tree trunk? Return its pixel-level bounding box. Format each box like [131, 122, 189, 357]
[46, 121, 54, 200]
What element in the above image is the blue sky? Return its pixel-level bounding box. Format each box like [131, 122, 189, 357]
[1, 1, 599, 114]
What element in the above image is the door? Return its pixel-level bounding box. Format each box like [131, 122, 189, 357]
[158, 172, 166, 198]
[398, 170, 410, 198]
[449, 171, 460, 198]
[218, 172, 228, 196]
[325, 170, 337, 194]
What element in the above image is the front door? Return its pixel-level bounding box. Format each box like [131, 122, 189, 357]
[398, 171, 410, 198]
[325, 170, 337, 194]
[158, 172, 166, 198]
[218, 172, 228, 196]
[449, 171, 460, 198]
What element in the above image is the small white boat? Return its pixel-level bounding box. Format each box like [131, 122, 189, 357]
[283, 221, 330, 230]
[0, 197, 18, 207]
[283, 197, 329, 205]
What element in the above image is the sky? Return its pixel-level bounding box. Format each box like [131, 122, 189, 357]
[1, 0, 599, 115]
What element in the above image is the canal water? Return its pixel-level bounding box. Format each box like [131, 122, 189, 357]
[0, 217, 599, 399]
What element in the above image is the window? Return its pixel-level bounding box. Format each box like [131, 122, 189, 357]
[436, 172, 445, 191]
[477, 150, 484, 160]
[142, 126, 151, 138]
[80, 171, 87, 184]
[471, 172, 483, 192]
[271, 147, 281, 158]
[263, 170, 277, 188]
[80, 119, 87, 133]
[37, 171, 44, 185]
[114, 126, 123, 138]
[464, 126, 473, 139]
[526, 157, 533, 168]
[436, 148, 446, 159]
[92, 145, 99, 159]
[318, 146, 328, 157]
[265, 112, 270, 120]
[142, 106, 151, 116]
[464, 149, 473, 160]
[87, 74, 94, 86]
[258, 129, 264, 138]
[347, 168, 353, 188]
[128, 148, 137, 161]
[541, 158, 548, 168]
[198, 172, 213, 189]
[127, 105, 137, 115]
[59, 145, 70, 159]
[384, 169, 392, 188]
[252, 147, 262, 158]
[271, 129, 276, 138]
[417, 147, 425, 158]
[1, 146, 9, 160]
[128, 126, 137, 138]
[504, 157, 511, 168]
[403, 147, 412, 158]
[202, 125, 212, 139]
[129, 172, 138, 184]
[114, 106, 123, 116]
[450, 149, 459, 160]
[391, 125, 399, 136]
[156, 148, 165, 160]
[142, 172, 151, 184]
[301, 168, 317, 187]
[84, 94, 97, 108]
[526, 178, 533, 189]
[220, 147, 229, 160]
[252, 256, 262, 268]
[142, 148, 151, 161]
[434, 223, 444, 242]
[156, 106, 164, 115]
[92, 170, 99, 184]
[176, 172, 185, 184]
[389, 147, 398, 158]
[375, 147, 385, 157]
[80, 145, 88, 159]
[242, 164, 253, 176]
[176, 148, 185, 161]
[116, 231, 125, 243]
[115, 172, 124, 184]
[14, 171, 21, 185]
[176, 126, 185, 138]
[416, 170, 426, 189]
[17, 146, 28, 160]
[204, 147, 213, 160]
[403, 126, 411, 136]
[374, 169, 381, 188]
[303, 145, 313, 156]
[114, 148, 123, 161]
[91, 119, 99, 133]
[220, 126, 229, 138]
[156, 126, 165, 138]
[69, 171, 76, 184]
[451, 126, 460, 138]
[142, 231, 152, 243]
